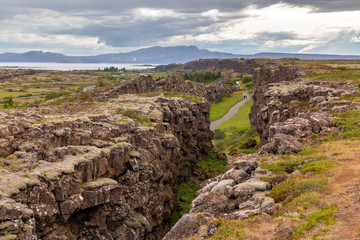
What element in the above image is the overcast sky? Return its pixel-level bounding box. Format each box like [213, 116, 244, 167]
[1, 0, 360, 55]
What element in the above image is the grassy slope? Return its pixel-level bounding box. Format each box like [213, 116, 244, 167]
[210, 91, 245, 122]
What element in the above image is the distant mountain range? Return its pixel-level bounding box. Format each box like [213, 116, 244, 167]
[1, 46, 360, 64]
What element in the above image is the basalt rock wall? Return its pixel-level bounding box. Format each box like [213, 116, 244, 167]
[249, 64, 358, 154]
[98, 74, 241, 104]
[0, 93, 212, 239]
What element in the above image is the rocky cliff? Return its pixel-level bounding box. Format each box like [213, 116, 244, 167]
[249, 64, 358, 154]
[98, 75, 239, 104]
[0, 84, 213, 239]
[163, 154, 278, 239]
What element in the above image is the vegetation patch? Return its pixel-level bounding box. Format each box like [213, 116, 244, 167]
[335, 109, 360, 139]
[261, 159, 302, 175]
[45, 91, 71, 101]
[164, 92, 203, 104]
[270, 177, 328, 203]
[291, 205, 338, 239]
[208, 218, 245, 240]
[285, 192, 322, 211]
[116, 107, 151, 125]
[184, 71, 222, 84]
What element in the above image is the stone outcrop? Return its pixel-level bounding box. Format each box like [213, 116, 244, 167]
[184, 59, 259, 74]
[0, 93, 212, 239]
[250, 64, 358, 154]
[163, 155, 278, 239]
[98, 75, 239, 104]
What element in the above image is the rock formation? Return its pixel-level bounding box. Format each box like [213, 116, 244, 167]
[0, 86, 213, 239]
[249, 64, 358, 154]
[99, 75, 240, 104]
[163, 155, 278, 239]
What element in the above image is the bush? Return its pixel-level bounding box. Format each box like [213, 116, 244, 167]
[214, 129, 226, 139]
[45, 91, 70, 101]
[3, 97, 14, 109]
[241, 75, 253, 84]
[96, 79, 106, 87]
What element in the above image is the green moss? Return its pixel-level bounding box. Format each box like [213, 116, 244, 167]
[164, 92, 203, 104]
[116, 107, 151, 126]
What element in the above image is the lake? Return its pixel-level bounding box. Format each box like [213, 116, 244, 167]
[0, 62, 155, 71]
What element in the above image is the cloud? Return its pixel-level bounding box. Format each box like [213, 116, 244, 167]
[350, 36, 360, 43]
[0, 1, 360, 55]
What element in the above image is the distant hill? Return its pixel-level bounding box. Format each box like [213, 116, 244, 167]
[1, 46, 360, 64]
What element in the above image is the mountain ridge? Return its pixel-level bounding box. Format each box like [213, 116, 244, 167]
[1, 46, 360, 64]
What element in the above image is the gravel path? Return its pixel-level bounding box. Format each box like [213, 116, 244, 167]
[210, 92, 250, 131]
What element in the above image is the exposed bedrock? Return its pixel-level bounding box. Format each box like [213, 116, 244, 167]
[250, 64, 358, 154]
[163, 155, 278, 239]
[0, 94, 212, 240]
[98, 75, 240, 104]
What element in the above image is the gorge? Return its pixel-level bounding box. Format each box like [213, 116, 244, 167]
[1, 58, 360, 239]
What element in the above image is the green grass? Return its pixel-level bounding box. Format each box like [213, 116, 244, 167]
[207, 218, 245, 240]
[335, 109, 360, 139]
[214, 100, 258, 153]
[291, 205, 338, 239]
[210, 91, 245, 122]
[0, 91, 26, 99]
[305, 68, 360, 81]
[285, 192, 322, 211]
[116, 108, 152, 125]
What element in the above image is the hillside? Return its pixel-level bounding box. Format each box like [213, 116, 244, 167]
[1, 46, 360, 64]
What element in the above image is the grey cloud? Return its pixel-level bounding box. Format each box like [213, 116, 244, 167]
[4, 0, 360, 14]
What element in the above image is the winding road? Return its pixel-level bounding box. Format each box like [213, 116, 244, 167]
[210, 92, 250, 131]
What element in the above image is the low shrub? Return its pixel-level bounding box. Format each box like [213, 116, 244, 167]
[270, 177, 329, 203]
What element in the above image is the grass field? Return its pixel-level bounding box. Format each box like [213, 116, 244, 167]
[210, 91, 245, 122]
[214, 99, 258, 153]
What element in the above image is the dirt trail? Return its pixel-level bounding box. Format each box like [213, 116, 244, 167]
[323, 157, 360, 239]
